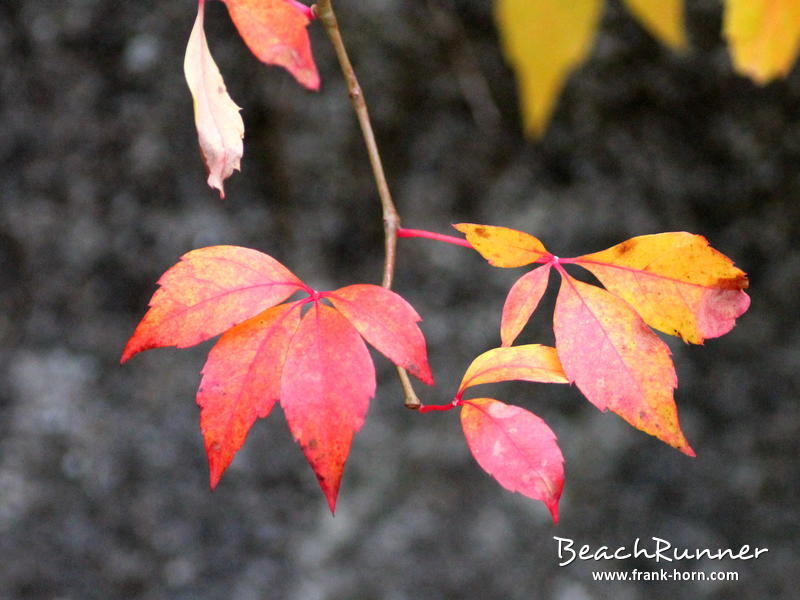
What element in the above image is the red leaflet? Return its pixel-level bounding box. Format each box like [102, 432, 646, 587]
[501, 264, 552, 346]
[121, 246, 305, 362]
[198, 303, 301, 488]
[325, 284, 434, 385]
[123, 246, 433, 512]
[223, 0, 320, 90]
[281, 304, 375, 513]
[553, 274, 692, 455]
[461, 398, 564, 522]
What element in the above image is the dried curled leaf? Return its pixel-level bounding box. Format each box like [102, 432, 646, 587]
[184, 0, 245, 197]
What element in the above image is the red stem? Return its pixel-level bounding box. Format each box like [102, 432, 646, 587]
[418, 399, 463, 413]
[397, 228, 473, 249]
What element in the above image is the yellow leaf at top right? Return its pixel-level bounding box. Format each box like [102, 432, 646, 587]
[724, 0, 800, 84]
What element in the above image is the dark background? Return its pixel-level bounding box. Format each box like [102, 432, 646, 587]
[1, 1, 798, 599]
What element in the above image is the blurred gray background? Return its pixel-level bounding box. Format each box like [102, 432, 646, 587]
[1, 1, 798, 599]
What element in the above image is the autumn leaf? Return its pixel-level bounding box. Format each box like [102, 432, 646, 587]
[574, 232, 750, 343]
[453, 223, 551, 267]
[281, 303, 375, 513]
[121, 245, 305, 361]
[495, 0, 604, 137]
[501, 265, 552, 347]
[622, 0, 687, 50]
[123, 246, 433, 512]
[724, 0, 800, 84]
[223, 0, 320, 90]
[184, 0, 245, 198]
[458, 344, 567, 393]
[198, 302, 302, 488]
[553, 273, 691, 454]
[325, 284, 434, 385]
[461, 398, 564, 522]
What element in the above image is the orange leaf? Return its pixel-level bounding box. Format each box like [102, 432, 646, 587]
[121, 246, 305, 362]
[281, 303, 375, 513]
[223, 0, 320, 90]
[575, 232, 750, 344]
[453, 223, 550, 268]
[198, 302, 301, 488]
[184, 0, 245, 198]
[461, 398, 563, 521]
[458, 344, 567, 394]
[553, 273, 693, 455]
[724, 0, 800, 84]
[325, 284, 434, 384]
[501, 264, 552, 346]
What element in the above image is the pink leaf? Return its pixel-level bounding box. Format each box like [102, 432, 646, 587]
[501, 264, 552, 346]
[461, 398, 564, 522]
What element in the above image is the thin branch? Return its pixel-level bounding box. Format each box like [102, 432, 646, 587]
[314, 0, 421, 409]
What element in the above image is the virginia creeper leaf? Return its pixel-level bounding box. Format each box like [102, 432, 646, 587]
[724, 0, 800, 84]
[494, 0, 603, 137]
[198, 302, 301, 488]
[622, 0, 687, 50]
[281, 303, 375, 514]
[184, 0, 245, 198]
[325, 284, 434, 385]
[459, 344, 567, 394]
[223, 0, 320, 90]
[461, 398, 564, 522]
[553, 273, 693, 455]
[575, 232, 750, 344]
[454, 223, 550, 268]
[501, 264, 552, 346]
[121, 246, 304, 362]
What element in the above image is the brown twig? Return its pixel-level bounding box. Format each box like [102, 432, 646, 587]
[314, 0, 421, 409]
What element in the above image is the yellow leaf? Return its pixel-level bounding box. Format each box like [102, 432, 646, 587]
[622, 0, 687, 50]
[453, 223, 550, 268]
[495, 0, 604, 137]
[724, 0, 800, 84]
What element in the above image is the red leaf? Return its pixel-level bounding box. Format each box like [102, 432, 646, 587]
[198, 302, 301, 488]
[121, 246, 305, 362]
[453, 223, 550, 267]
[325, 284, 434, 384]
[461, 398, 564, 522]
[281, 303, 375, 513]
[574, 232, 750, 343]
[458, 344, 567, 394]
[553, 273, 693, 455]
[223, 0, 320, 90]
[501, 264, 552, 346]
[184, 0, 245, 198]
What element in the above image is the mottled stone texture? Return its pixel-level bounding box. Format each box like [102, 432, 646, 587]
[0, 1, 798, 599]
